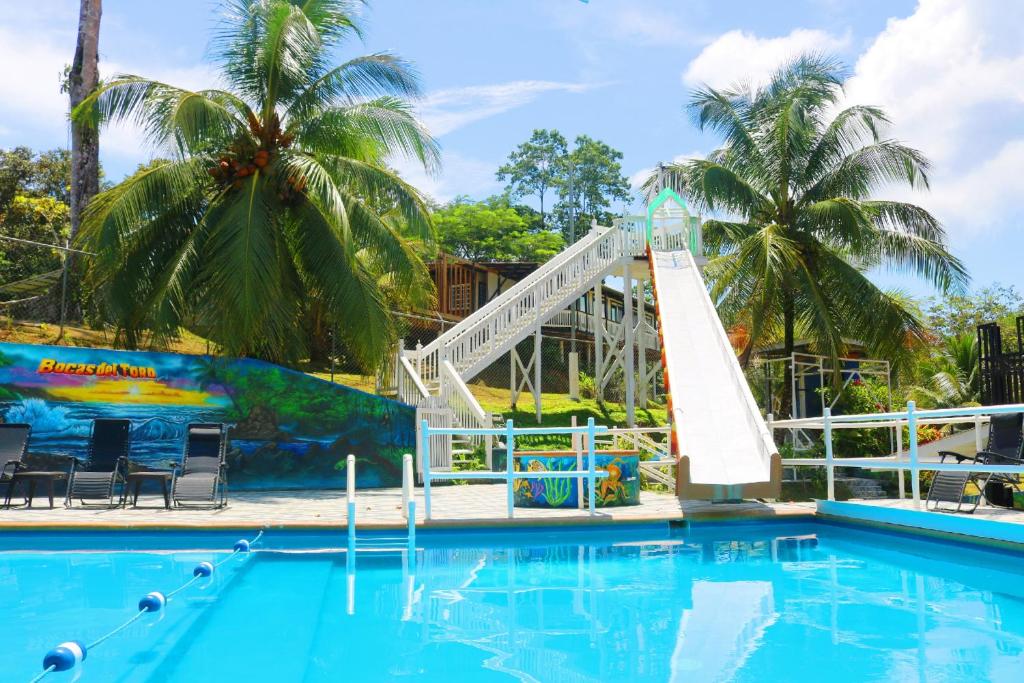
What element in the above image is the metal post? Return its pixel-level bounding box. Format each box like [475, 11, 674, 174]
[623, 263, 635, 427]
[510, 344, 517, 409]
[587, 417, 597, 514]
[594, 281, 604, 401]
[58, 238, 69, 340]
[485, 413, 494, 470]
[407, 498, 416, 564]
[974, 414, 984, 452]
[572, 415, 583, 510]
[346, 453, 356, 555]
[823, 407, 835, 501]
[534, 328, 542, 424]
[506, 419, 515, 519]
[402, 453, 412, 519]
[896, 424, 905, 499]
[421, 420, 432, 520]
[636, 278, 647, 409]
[907, 401, 921, 508]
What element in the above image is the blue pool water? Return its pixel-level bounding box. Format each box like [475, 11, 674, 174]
[3, 521, 1024, 682]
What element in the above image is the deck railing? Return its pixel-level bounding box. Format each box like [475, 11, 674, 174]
[418, 418, 610, 520]
[770, 401, 1024, 507]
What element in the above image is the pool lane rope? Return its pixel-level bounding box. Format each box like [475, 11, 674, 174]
[27, 529, 265, 683]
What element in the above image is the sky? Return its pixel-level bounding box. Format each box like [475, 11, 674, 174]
[1, 0, 1023, 300]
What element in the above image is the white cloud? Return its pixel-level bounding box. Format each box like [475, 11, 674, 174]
[683, 28, 849, 89]
[842, 0, 1024, 235]
[393, 152, 500, 206]
[418, 80, 607, 137]
[0, 21, 217, 169]
[0, 25, 72, 142]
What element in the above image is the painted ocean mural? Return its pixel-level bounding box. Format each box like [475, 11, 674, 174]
[0, 342, 415, 490]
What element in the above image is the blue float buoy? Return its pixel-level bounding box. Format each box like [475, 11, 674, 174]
[138, 591, 167, 613]
[193, 561, 214, 577]
[42, 641, 87, 672]
[233, 539, 250, 553]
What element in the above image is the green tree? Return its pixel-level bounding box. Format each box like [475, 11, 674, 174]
[0, 148, 75, 295]
[496, 129, 567, 228]
[923, 284, 1023, 339]
[433, 195, 565, 262]
[554, 135, 631, 242]
[73, 0, 438, 365]
[650, 55, 967, 417]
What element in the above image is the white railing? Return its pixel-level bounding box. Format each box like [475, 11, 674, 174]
[396, 355, 430, 405]
[397, 212, 699, 459]
[440, 360, 493, 461]
[416, 401, 454, 476]
[771, 401, 1024, 507]
[419, 419, 611, 520]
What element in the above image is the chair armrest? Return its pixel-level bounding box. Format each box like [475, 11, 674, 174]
[977, 450, 1022, 466]
[168, 461, 180, 469]
[937, 450, 975, 463]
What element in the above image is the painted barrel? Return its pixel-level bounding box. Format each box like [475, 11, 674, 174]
[512, 452, 640, 508]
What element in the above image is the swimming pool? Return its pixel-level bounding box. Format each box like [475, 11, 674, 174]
[4, 521, 1023, 682]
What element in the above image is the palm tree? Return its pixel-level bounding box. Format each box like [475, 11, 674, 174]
[73, 0, 438, 365]
[909, 333, 980, 409]
[649, 55, 967, 417]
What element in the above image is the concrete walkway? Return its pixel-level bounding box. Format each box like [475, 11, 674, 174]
[0, 485, 814, 530]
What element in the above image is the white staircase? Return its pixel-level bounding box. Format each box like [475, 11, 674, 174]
[397, 216, 697, 471]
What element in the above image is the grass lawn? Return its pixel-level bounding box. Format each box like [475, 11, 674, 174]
[470, 382, 667, 430]
[0, 317, 212, 354]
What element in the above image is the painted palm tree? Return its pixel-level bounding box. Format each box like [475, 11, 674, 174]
[648, 55, 967, 415]
[73, 0, 438, 364]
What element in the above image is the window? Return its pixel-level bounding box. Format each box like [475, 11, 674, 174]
[449, 283, 471, 312]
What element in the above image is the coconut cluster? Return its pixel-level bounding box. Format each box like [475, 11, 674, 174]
[205, 112, 299, 196]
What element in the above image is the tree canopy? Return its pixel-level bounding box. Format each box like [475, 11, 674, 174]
[496, 129, 566, 229]
[0, 148, 75, 291]
[497, 130, 631, 243]
[73, 0, 438, 366]
[433, 195, 564, 262]
[553, 135, 631, 241]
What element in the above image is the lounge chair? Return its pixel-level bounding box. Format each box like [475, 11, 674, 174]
[65, 419, 131, 508]
[171, 423, 228, 508]
[926, 413, 1023, 513]
[0, 424, 31, 507]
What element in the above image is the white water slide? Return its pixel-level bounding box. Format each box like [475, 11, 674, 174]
[651, 250, 779, 494]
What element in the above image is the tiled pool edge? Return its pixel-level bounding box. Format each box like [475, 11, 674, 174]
[816, 499, 1024, 551]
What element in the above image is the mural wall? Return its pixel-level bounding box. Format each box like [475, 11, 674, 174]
[0, 342, 415, 490]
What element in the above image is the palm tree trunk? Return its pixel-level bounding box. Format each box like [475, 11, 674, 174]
[63, 0, 102, 331]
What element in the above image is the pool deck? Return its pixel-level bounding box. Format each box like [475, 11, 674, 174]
[6, 486, 1024, 549]
[817, 498, 1024, 548]
[0, 485, 814, 530]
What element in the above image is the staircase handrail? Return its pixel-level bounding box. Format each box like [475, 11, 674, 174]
[396, 355, 430, 403]
[440, 360, 488, 425]
[439, 227, 625, 371]
[417, 224, 614, 359]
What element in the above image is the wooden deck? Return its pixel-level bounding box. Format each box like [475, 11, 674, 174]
[0, 485, 814, 530]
